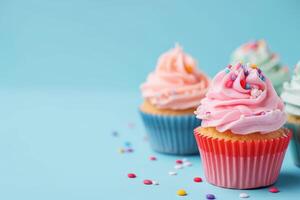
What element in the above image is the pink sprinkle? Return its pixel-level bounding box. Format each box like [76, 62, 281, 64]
[127, 173, 136, 178]
[149, 156, 157, 161]
[225, 80, 233, 88]
[176, 160, 183, 164]
[193, 177, 202, 182]
[143, 179, 153, 185]
[227, 64, 232, 69]
[236, 63, 242, 69]
[269, 186, 279, 193]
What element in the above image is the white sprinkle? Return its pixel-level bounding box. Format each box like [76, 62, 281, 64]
[152, 180, 159, 185]
[183, 162, 192, 167]
[168, 171, 177, 176]
[174, 165, 183, 170]
[239, 193, 249, 198]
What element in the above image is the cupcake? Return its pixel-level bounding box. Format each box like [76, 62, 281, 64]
[140, 44, 210, 155]
[194, 63, 291, 189]
[231, 40, 289, 94]
[281, 61, 300, 166]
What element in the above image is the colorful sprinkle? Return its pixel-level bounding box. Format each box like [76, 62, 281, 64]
[174, 165, 183, 170]
[126, 148, 134, 153]
[149, 156, 157, 161]
[176, 160, 183, 164]
[118, 148, 125, 154]
[185, 65, 194, 73]
[227, 64, 232, 69]
[239, 193, 249, 198]
[124, 141, 131, 147]
[226, 80, 234, 88]
[236, 63, 242, 69]
[206, 194, 215, 199]
[250, 63, 258, 69]
[152, 180, 159, 185]
[112, 131, 119, 137]
[127, 173, 136, 178]
[225, 68, 230, 74]
[183, 161, 192, 167]
[193, 177, 202, 182]
[269, 186, 279, 193]
[168, 171, 177, 176]
[240, 79, 246, 88]
[177, 189, 187, 196]
[143, 179, 153, 185]
[245, 83, 251, 90]
[244, 70, 249, 76]
[257, 68, 262, 74]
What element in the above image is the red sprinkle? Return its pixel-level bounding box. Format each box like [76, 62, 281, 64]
[149, 156, 157, 161]
[226, 80, 233, 88]
[127, 173, 136, 178]
[240, 79, 246, 88]
[193, 177, 202, 182]
[143, 179, 153, 185]
[176, 160, 183, 164]
[269, 186, 279, 193]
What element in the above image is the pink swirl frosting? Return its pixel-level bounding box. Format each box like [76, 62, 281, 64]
[195, 63, 286, 134]
[141, 44, 210, 110]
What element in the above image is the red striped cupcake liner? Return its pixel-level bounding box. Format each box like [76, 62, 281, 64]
[194, 128, 291, 189]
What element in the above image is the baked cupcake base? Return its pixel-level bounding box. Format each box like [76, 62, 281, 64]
[194, 127, 291, 189]
[285, 114, 300, 167]
[140, 102, 200, 155]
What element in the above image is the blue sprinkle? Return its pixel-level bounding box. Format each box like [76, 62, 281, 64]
[245, 83, 251, 90]
[260, 75, 265, 81]
[225, 68, 230, 74]
[206, 194, 215, 199]
[125, 141, 131, 147]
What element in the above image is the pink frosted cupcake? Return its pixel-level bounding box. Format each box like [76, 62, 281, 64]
[140, 44, 210, 155]
[194, 63, 291, 189]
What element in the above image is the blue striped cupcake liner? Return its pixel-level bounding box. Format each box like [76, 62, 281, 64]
[139, 110, 201, 155]
[285, 122, 300, 167]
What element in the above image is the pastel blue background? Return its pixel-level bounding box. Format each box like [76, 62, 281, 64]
[1, 0, 300, 199]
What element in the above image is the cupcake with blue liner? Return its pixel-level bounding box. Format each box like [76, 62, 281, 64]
[231, 40, 289, 94]
[281, 61, 300, 166]
[140, 44, 210, 155]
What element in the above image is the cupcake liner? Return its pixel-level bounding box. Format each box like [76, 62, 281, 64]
[285, 122, 300, 167]
[194, 128, 291, 189]
[140, 110, 200, 155]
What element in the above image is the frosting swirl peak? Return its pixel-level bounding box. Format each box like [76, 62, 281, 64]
[141, 44, 210, 110]
[231, 40, 289, 94]
[195, 63, 286, 134]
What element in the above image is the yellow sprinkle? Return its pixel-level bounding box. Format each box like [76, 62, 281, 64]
[118, 148, 125, 153]
[250, 64, 258, 69]
[177, 189, 187, 196]
[184, 65, 193, 73]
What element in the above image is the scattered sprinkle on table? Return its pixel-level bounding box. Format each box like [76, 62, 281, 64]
[206, 194, 215, 199]
[176, 160, 183, 164]
[168, 171, 177, 176]
[269, 186, 279, 193]
[152, 180, 159, 185]
[177, 189, 187, 196]
[149, 156, 157, 161]
[183, 161, 192, 167]
[127, 173, 136, 178]
[174, 165, 183, 170]
[118, 148, 125, 153]
[112, 131, 118, 137]
[124, 141, 131, 147]
[239, 193, 249, 198]
[126, 148, 134, 153]
[193, 177, 202, 182]
[143, 179, 153, 185]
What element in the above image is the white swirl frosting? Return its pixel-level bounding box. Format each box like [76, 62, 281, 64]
[281, 61, 300, 116]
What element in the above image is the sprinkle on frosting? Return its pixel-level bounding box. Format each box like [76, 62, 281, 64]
[231, 40, 289, 94]
[281, 61, 300, 116]
[141, 44, 210, 110]
[195, 63, 286, 135]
